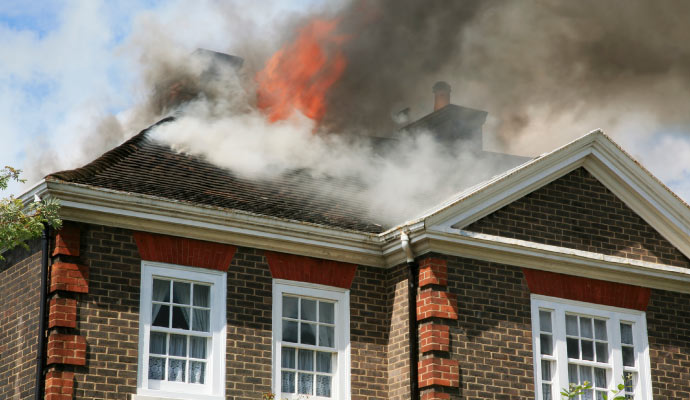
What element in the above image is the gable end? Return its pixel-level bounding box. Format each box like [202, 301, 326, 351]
[463, 167, 690, 269]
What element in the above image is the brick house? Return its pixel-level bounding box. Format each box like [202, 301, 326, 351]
[2, 94, 690, 400]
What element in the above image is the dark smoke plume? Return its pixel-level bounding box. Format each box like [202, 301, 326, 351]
[303, 0, 690, 155]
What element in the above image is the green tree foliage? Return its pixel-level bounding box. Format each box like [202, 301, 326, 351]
[561, 380, 627, 400]
[0, 166, 61, 259]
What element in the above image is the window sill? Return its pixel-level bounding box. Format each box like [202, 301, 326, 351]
[133, 391, 224, 400]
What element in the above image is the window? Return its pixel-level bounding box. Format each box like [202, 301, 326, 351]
[531, 295, 652, 400]
[136, 262, 226, 400]
[273, 279, 350, 400]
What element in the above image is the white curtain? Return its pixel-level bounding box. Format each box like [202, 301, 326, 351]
[151, 280, 170, 326]
[193, 309, 209, 332]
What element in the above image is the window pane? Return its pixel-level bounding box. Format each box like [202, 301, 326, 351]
[620, 323, 633, 345]
[150, 332, 166, 355]
[193, 285, 210, 307]
[541, 360, 551, 381]
[624, 373, 635, 393]
[580, 317, 593, 338]
[301, 322, 316, 345]
[149, 357, 165, 380]
[169, 334, 187, 357]
[316, 375, 332, 397]
[317, 352, 332, 373]
[283, 296, 298, 319]
[152, 304, 170, 327]
[539, 310, 552, 333]
[568, 363, 578, 384]
[173, 281, 191, 304]
[282, 347, 296, 368]
[566, 315, 578, 336]
[594, 319, 607, 340]
[583, 389, 594, 400]
[320, 302, 334, 324]
[581, 340, 594, 361]
[192, 309, 210, 332]
[190, 336, 206, 359]
[283, 320, 298, 343]
[152, 279, 170, 302]
[189, 361, 205, 384]
[298, 349, 314, 371]
[319, 325, 335, 348]
[567, 338, 580, 359]
[580, 365, 592, 385]
[596, 391, 606, 400]
[282, 371, 296, 393]
[302, 299, 317, 321]
[542, 383, 552, 400]
[298, 373, 313, 395]
[622, 346, 634, 367]
[172, 306, 190, 330]
[168, 359, 186, 382]
[595, 342, 608, 363]
[594, 368, 606, 388]
[540, 334, 553, 356]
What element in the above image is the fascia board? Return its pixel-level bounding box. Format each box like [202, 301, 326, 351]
[590, 136, 690, 224]
[434, 147, 591, 230]
[586, 140, 690, 257]
[427, 227, 690, 294]
[46, 181, 387, 268]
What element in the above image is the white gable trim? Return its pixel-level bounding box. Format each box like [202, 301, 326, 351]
[419, 131, 690, 261]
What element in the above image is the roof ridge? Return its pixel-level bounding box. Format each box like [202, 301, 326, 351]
[47, 117, 175, 182]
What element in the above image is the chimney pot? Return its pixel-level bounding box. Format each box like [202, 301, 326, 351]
[433, 81, 451, 111]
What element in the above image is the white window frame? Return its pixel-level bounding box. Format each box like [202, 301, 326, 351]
[272, 279, 351, 400]
[135, 261, 226, 400]
[531, 294, 652, 400]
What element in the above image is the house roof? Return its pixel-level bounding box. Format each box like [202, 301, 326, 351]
[47, 117, 385, 233]
[30, 124, 690, 292]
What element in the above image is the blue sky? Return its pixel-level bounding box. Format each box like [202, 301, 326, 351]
[2, 0, 690, 204]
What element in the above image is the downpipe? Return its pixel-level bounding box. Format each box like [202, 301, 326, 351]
[34, 223, 50, 400]
[401, 230, 420, 400]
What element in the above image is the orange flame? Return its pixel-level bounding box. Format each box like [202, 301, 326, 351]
[256, 18, 347, 123]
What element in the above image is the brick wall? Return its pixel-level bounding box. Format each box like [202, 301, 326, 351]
[647, 289, 690, 398]
[386, 264, 410, 400]
[66, 223, 400, 399]
[74, 224, 140, 399]
[446, 255, 536, 399]
[465, 167, 690, 268]
[225, 247, 273, 399]
[350, 264, 389, 400]
[0, 239, 42, 400]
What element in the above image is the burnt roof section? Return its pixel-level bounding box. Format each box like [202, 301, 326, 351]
[48, 117, 384, 233]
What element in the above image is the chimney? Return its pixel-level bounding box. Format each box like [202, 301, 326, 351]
[433, 81, 451, 111]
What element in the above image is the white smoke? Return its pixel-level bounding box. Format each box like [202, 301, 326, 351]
[150, 97, 502, 225]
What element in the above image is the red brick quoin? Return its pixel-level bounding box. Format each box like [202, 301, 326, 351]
[419, 324, 450, 353]
[45, 370, 75, 400]
[48, 298, 77, 329]
[418, 357, 459, 388]
[419, 258, 447, 287]
[47, 334, 86, 366]
[133, 231, 237, 272]
[50, 262, 88, 293]
[265, 251, 357, 289]
[417, 291, 458, 321]
[52, 223, 80, 257]
[422, 391, 451, 400]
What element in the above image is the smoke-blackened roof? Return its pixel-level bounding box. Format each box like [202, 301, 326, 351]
[48, 117, 384, 233]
